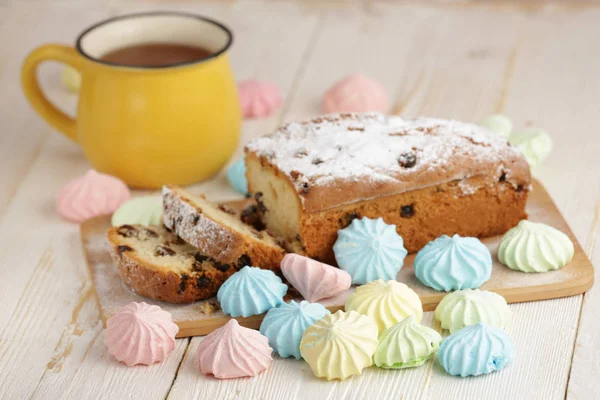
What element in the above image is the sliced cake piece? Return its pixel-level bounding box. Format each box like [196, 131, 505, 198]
[108, 224, 242, 303]
[162, 185, 286, 270]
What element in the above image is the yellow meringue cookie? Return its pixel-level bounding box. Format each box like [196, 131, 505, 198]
[345, 280, 423, 333]
[498, 220, 574, 273]
[300, 310, 378, 380]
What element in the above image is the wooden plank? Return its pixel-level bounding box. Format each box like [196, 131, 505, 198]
[389, 4, 526, 120]
[568, 202, 600, 399]
[551, 6, 600, 395]
[0, 5, 108, 218]
[425, 5, 600, 400]
[494, 7, 600, 399]
[0, 5, 117, 398]
[29, 292, 191, 400]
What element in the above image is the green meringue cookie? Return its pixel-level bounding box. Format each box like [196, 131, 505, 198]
[435, 289, 512, 334]
[374, 315, 442, 369]
[498, 220, 574, 273]
[478, 114, 512, 137]
[111, 196, 163, 227]
[509, 128, 552, 168]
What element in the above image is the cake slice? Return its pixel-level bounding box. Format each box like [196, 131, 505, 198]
[108, 224, 241, 303]
[162, 185, 286, 270]
[245, 113, 531, 264]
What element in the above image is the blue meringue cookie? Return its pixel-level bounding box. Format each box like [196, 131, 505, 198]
[259, 300, 330, 359]
[217, 266, 287, 317]
[333, 217, 408, 284]
[414, 234, 492, 291]
[438, 323, 515, 377]
[227, 157, 248, 195]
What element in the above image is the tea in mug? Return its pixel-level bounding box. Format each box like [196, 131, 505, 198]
[100, 43, 212, 67]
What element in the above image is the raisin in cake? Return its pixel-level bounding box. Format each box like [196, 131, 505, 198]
[162, 186, 286, 270]
[108, 225, 242, 303]
[245, 113, 531, 264]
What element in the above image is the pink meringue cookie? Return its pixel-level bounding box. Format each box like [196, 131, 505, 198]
[281, 254, 351, 302]
[322, 73, 389, 113]
[56, 169, 130, 223]
[105, 302, 179, 367]
[238, 79, 282, 119]
[196, 319, 272, 379]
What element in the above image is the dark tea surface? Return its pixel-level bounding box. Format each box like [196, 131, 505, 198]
[100, 43, 212, 67]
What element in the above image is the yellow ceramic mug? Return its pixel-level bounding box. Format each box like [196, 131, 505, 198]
[21, 12, 241, 188]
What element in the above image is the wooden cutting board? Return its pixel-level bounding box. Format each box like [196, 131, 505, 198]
[81, 179, 594, 338]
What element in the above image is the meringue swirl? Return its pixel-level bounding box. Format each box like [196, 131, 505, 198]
[374, 315, 442, 369]
[300, 310, 378, 380]
[111, 196, 163, 226]
[435, 289, 512, 333]
[57, 169, 130, 223]
[217, 266, 288, 317]
[104, 302, 179, 366]
[334, 217, 408, 284]
[498, 220, 574, 273]
[414, 234, 492, 291]
[260, 300, 330, 359]
[226, 157, 248, 195]
[238, 79, 282, 119]
[345, 279, 423, 333]
[322, 74, 389, 114]
[281, 253, 351, 302]
[438, 323, 515, 377]
[196, 319, 272, 379]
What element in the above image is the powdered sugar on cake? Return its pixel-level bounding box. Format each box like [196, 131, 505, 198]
[162, 186, 235, 261]
[246, 113, 528, 200]
[162, 186, 284, 267]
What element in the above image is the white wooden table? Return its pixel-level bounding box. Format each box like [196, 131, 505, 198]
[1, 1, 599, 399]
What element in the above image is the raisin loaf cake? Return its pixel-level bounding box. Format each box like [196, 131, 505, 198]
[108, 224, 242, 303]
[162, 185, 286, 270]
[245, 113, 531, 264]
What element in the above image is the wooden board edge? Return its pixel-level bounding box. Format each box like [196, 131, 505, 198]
[421, 272, 594, 312]
[174, 271, 594, 337]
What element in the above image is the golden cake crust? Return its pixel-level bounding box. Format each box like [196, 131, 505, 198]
[300, 177, 528, 263]
[107, 225, 237, 303]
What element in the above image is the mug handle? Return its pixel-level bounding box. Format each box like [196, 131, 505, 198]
[21, 44, 83, 142]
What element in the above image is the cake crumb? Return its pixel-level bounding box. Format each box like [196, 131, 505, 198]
[198, 300, 221, 315]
